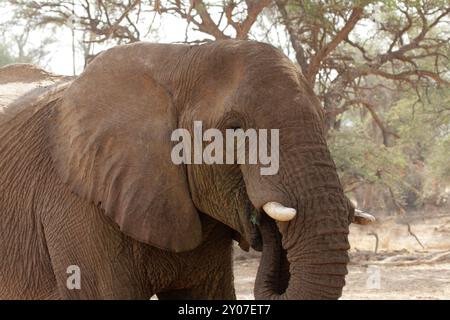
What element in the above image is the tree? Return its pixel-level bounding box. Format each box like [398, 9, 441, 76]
[6, 0, 153, 68]
[151, 1, 450, 212]
[152, 1, 450, 139]
[155, 0, 272, 40]
[0, 44, 14, 67]
[0, 1, 57, 68]
[7, 0, 158, 45]
[3, 0, 449, 213]
[0, 30, 53, 68]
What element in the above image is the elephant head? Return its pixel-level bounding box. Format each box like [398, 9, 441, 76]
[49, 41, 371, 299]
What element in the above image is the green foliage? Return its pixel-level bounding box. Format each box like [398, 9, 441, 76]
[0, 44, 14, 67]
[330, 87, 450, 209]
[0, 40, 46, 67]
[329, 115, 409, 203]
[387, 88, 450, 185]
[428, 135, 450, 180]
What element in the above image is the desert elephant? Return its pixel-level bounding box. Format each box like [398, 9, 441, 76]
[0, 41, 371, 300]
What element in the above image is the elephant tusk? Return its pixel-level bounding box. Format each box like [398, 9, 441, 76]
[353, 209, 376, 225]
[262, 202, 297, 222]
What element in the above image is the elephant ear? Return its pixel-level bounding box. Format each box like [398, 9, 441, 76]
[49, 60, 202, 252]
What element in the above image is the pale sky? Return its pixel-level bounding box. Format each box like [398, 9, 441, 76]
[0, 3, 374, 76]
[41, 14, 206, 75]
[0, 4, 215, 75]
[0, 2, 296, 76]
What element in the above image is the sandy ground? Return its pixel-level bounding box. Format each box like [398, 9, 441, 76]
[234, 213, 450, 300]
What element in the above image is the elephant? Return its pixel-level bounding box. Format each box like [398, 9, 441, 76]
[0, 41, 373, 300]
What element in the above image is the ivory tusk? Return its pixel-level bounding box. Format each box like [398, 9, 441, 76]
[353, 209, 376, 225]
[262, 202, 297, 222]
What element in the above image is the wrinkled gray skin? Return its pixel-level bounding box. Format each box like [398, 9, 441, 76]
[0, 41, 353, 300]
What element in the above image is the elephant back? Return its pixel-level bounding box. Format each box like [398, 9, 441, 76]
[0, 64, 71, 122]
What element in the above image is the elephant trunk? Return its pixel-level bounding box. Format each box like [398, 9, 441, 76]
[243, 125, 351, 299]
[254, 191, 351, 300]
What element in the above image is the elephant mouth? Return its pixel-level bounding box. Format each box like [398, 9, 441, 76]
[233, 217, 263, 252]
[248, 216, 263, 252]
[257, 215, 291, 293]
[235, 207, 291, 294]
[234, 195, 264, 252]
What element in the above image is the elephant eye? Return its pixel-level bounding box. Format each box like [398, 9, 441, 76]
[226, 119, 242, 130]
[221, 111, 246, 130]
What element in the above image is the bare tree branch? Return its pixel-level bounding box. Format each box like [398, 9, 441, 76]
[306, 5, 365, 83]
